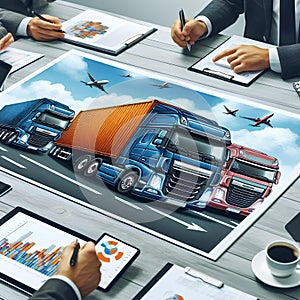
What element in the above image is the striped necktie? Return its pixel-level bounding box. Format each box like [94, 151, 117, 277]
[280, 0, 296, 45]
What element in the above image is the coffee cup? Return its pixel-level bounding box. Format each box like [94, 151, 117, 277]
[265, 240, 300, 277]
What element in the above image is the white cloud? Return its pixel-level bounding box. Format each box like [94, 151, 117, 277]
[55, 54, 88, 80]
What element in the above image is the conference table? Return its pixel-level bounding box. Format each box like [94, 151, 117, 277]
[1, 1, 300, 299]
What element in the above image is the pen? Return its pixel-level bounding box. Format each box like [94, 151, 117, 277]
[32, 10, 66, 33]
[184, 266, 224, 288]
[179, 8, 191, 52]
[70, 240, 80, 266]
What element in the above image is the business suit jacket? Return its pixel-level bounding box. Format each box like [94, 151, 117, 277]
[0, 0, 53, 15]
[29, 279, 78, 300]
[0, 9, 25, 38]
[197, 0, 300, 79]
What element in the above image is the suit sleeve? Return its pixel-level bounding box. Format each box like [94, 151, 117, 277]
[195, 0, 244, 36]
[0, 9, 25, 37]
[277, 44, 300, 79]
[0, 23, 8, 38]
[29, 279, 78, 300]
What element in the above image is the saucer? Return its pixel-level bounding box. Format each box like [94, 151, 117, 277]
[251, 250, 300, 288]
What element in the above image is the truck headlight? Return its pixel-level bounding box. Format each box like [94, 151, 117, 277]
[149, 174, 162, 189]
[215, 188, 225, 199]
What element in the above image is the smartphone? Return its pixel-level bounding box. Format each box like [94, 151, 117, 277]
[0, 59, 12, 91]
[95, 233, 140, 291]
[0, 181, 12, 196]
[285, 212, 300, 242]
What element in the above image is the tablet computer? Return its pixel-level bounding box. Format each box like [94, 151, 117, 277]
[0, 207, 139, 294]
[0, 59, 12, 91]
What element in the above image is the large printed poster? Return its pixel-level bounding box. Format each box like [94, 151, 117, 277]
[0, 50, 299, 260]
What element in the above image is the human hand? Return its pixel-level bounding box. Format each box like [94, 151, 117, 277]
[0, 33, 14, 51]
[27, 15, 65, 41]
[55, 241, 101, 298]
[171, 18, 208, 48]
[212, 44, 270, 73]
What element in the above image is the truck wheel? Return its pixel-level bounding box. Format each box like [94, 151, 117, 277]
[117, 171, 138, 194]
[73, 155, 92, 173]
[83, 159, 102, 177]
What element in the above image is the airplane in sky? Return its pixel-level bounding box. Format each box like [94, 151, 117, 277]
[240, 113, 274, 128]
[152, 82, 171, 89]
[223, 105, 239, 116]
[80, 72, 109, 94]
[122, 73, 133, 78]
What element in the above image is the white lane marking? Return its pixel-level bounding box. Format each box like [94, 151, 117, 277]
[192, 211, 236, 229]
[1, 156, 26, 169]
[148, 206, 207, 232]
[114, 196, 143, 210]
[0, 147, 8, 152]
[19, 154, 102, 195]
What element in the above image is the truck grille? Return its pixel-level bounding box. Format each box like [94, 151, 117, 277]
[28, 131, 54, 147]
[163, 160, 211, 203]
[226, 180, 265, 208]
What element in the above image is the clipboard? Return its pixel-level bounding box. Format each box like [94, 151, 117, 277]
[133, 262, 257, 300]
[188, 35, 274, 87]
[61, 9, 157, 56]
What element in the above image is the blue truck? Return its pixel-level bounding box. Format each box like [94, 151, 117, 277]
[49, 100, 231, 209]
[0, 98, 75, 152]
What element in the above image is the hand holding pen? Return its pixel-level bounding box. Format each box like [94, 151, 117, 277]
[27, 11, 65, 41]
[179, 9, 191, 51]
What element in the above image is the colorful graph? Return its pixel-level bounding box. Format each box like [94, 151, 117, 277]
[98, 240, 124, 263]
[0, 231, 62, 276]
[67, 21, 109, 39]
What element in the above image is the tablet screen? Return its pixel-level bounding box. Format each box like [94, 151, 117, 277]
[96, 233, 140, 291]
[0, 208, 90, 294]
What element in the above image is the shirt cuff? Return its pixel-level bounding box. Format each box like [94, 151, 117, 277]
[194, 15, 212, 38]
[16, 17, 31, 37]
[50, 275, 82, 300]
[269, 47, 282, 73]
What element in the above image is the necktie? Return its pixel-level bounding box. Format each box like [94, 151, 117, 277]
[280, 0, 296, 45]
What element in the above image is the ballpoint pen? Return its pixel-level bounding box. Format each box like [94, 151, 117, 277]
[70, 240, 80, 266]
[179, 8, 191, 52]
[32, 10, 66, 33]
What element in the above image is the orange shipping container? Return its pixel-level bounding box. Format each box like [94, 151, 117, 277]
[55, 100, 158, 158]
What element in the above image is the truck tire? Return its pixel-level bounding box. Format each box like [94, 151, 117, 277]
[83, 159, 102, 177]
[117, 171, 138, 194]
[73, 155, 92, 173]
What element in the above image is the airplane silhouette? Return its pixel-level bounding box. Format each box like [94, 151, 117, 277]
[240, 113, 274, 128]
[122, 74, 133, 78]
[152, 82, 171, 89]
[223, 105, 239, 116]
[81, 72, 109, 94]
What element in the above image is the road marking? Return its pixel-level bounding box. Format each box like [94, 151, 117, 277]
[230, 220, 240, 226]
[19, 154, 102, 195]
[192, 211, 236, 229]
[114, 196, 143, 210]
[1, 156, 26, 169]
[0, 147, 7, 152]
[148, 206, 207, 232]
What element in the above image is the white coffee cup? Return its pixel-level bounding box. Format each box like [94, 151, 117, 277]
[265, 240, 300, 277]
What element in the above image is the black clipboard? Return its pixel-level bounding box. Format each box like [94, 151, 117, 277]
[188, 35, 271, 87]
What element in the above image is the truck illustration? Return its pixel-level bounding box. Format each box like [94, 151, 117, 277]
[49, 100, 231, 209]
[207, 143, 281, 216]
[0, 98, 75, 152]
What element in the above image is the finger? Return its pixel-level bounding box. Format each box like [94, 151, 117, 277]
[61, 240, 78, 257]
[41, 15, 62, 25]
[212, 47, 238, 62]
[80, 241, 96, 251]
[34, 17, 62, 31]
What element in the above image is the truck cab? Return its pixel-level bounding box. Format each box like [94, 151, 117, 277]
[207, 143, 281, 216]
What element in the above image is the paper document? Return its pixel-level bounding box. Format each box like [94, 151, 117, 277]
[61, 9, 156, 55]
[0, 48, 44, 74]
[133, 263, 257, 300]
[188, 35, 275, 86]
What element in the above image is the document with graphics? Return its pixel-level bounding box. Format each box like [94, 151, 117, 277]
[61, 9, 157, 55]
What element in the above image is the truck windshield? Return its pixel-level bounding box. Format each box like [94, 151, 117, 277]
[166, 128, 225, 166]
[230, 159, 276, 183]
[36, 112, 70, 130]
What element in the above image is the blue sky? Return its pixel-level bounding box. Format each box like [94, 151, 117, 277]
[1, 50, 299, 184]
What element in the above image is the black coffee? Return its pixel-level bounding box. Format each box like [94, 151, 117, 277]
[268, 244, 298, 263]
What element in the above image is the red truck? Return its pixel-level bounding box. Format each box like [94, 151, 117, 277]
[207, 143, 281, 216]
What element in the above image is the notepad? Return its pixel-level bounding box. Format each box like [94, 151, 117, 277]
[133, 263, 257, 300]
[61, 9, 157, 55]
[188, 35, 275, 86]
